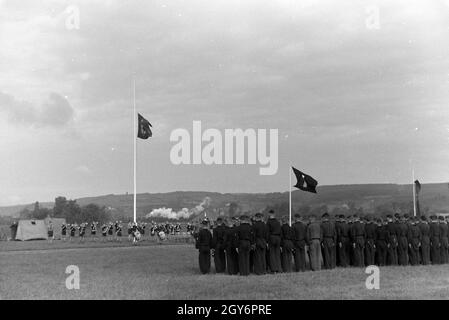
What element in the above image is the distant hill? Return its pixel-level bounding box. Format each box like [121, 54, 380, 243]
[1, 183, 449, 219]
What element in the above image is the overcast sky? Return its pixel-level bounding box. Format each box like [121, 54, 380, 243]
[1, 0, 449, 206]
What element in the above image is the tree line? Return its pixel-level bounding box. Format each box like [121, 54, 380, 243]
[19, 197, 112, 223]
[15, 198, 431, 224]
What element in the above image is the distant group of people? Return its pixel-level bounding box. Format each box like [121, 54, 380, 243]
[59, 221, 153, 243]
[53, 221, 184, 243]
[194, 210, 449, 275]
[60, 221, 117, 242]
[150, 222, 183, 238]
[8, 218, 187, 243]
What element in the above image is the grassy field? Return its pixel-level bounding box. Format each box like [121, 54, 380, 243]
[1, 240, 449, 300]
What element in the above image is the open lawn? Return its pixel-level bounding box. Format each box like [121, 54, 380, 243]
[1, 241, 448, 300]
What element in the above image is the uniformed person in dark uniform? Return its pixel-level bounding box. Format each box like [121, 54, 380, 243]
[79, 222, 87, 243]
[236, 215, 254, 276]
[347, 215, 355, 266]
[47, 221, 54, 243]
[438, 216, 448, 264]
[224, 217, 239, 275]
[91, 221, 98, 241]
[10, 221, 18, 241]
[70, 223, 77, 242]
[266, 210, 282, 273]
[397, 214, 409, 266]
[330, 214, 337, 268]
[320, 213, 336, 269]
[101, 223, 108, 242]
[429, 215, 441, 264]
[337, 215, 351, 267]
[280, 216, 294, 272]
[419, 215, 431, 265]
[407, 217, 421, 266]
[195, 219, 213, 274]
[445, 216, 449, 263]
[364, 215, 377, 266]
[108, 222, 114, 241]
[393, 213, 403, 263]
[386, 214, 398, 265]
[249, 215, 255, 273]
[375, 218, 389, 266]
[116, 221, 123, 242]
[334, 215, 342, 266]
[212, 217, 227, 273]
[292, 214, 307, 272]
[252, 213, 268, 275]
[350, 214, 365, 267]
[61, 223, 67, 241]
[307, 215, 322, 271]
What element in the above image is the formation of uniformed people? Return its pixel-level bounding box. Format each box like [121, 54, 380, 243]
[149, 222, 182, 237]
[194, 210, 449, 275]
[57, 220, 184, 243]
[61, 222, 91, 242]
[60, 221, 132, 242]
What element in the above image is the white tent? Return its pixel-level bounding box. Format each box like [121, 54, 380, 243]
[15, 219, 48, 241]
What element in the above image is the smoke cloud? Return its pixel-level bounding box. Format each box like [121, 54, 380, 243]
[146, 197, 211, 220]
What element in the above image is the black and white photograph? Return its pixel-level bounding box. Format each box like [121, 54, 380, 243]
[1, 0, 449, 304]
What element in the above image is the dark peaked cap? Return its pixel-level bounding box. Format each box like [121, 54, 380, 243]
[292, 167, 318, 193]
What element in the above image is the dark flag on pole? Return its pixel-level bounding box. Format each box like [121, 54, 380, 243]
[414, 180, 421, 217]
[137, 113, 152, 139]
[292, 167, 318, 193]
[414, 180, 421, 194]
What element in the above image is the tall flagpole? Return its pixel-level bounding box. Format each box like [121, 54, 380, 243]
[133, 78, 137, 223]
[412, 168, 416, 217]
[289, 165, 292, 226]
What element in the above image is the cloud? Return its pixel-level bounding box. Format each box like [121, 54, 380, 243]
[40, 93, 74, 126]
[0, 92, 74, 127]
